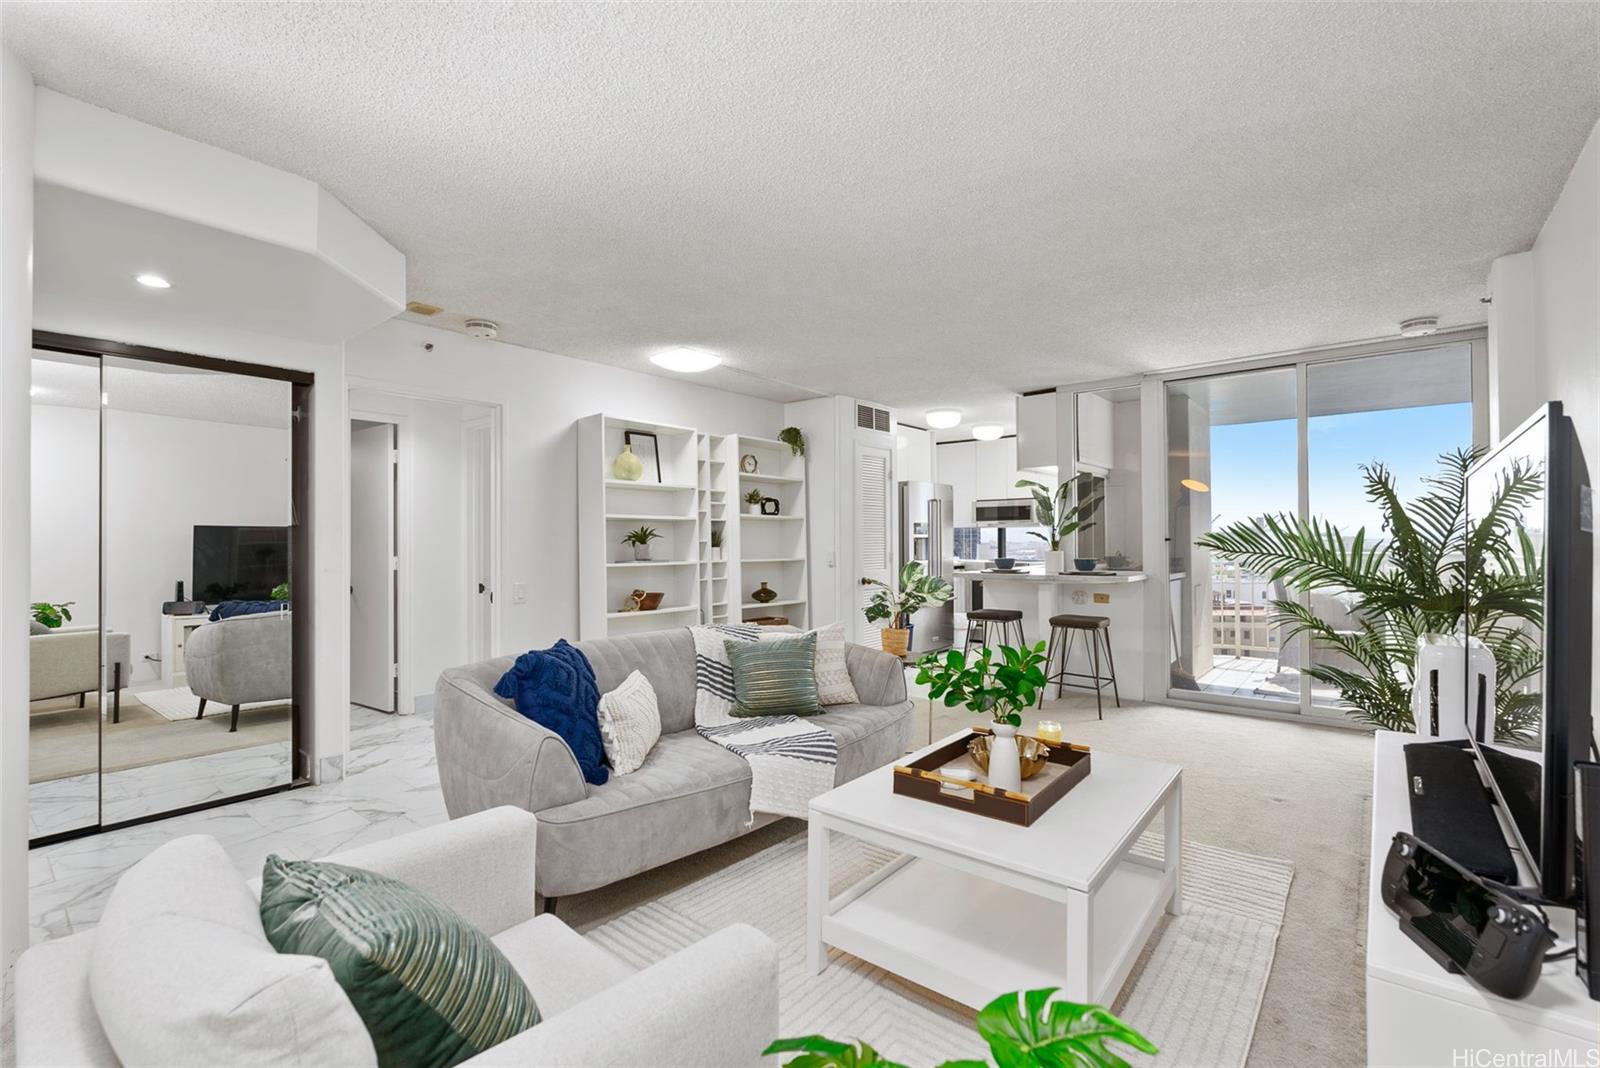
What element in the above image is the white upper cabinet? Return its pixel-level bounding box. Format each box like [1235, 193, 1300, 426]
[975, 437, 1016, 501]
[1076, 392, 1113, 472]
[1015, 392, 1058, 470]
[897, 425, 933, 483]
[938, 440, 977, 525]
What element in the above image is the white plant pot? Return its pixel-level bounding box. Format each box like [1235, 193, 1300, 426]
[711, 547, 723, 561]
[633, 544, 651, 561]
[1045, 550, 1066, 574]
[986, 722, 1023, 793]
[746, 504, 763, 515]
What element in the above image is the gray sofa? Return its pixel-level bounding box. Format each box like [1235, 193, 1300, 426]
[185, 610, 292, 732]
[434, 628, 913, 899]
[29, 626, 133, 722]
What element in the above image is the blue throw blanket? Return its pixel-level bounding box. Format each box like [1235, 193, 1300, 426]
[209, 599, 287, 621]
[494, 639, 609, 785]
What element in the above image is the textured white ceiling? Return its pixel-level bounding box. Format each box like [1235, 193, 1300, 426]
[6, 3, 1597, 431]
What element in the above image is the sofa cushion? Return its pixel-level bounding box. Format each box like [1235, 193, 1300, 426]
[260, 856, 541, 1068]
[534, 731, 753, 897]
[89, 835, 377, 1068]
[491, 914, 633, 1017]
[810, 702, 916, 783]
[726, 633, 824, 718]
[597, 670, 661, 775]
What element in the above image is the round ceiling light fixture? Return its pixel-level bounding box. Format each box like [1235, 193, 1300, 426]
[135, 273, 172, 289]
[971, 424, 1005, 441]
[650, 346, 722, 373]
[1399, 316, 1439, 337]
[1181, 478, 1210, 493]
[925, 409, 962, 429]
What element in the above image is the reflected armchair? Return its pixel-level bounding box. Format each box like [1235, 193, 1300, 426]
[185, 611, 292, 732]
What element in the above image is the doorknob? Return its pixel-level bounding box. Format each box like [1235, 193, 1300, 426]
[478, 583, 486, 594]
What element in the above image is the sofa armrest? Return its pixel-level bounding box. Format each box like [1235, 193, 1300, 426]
[433, 668, 588, 820]
[16, 931, 120, 1068]
[845, 642, 908, 707]
[461, 924, 779, 1067]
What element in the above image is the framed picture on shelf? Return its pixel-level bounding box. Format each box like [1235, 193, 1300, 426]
[623, 430, 662, 483]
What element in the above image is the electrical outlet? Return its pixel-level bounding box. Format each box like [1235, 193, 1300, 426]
[512, 582, 528, 604]
[1093, 592, 1110, 604]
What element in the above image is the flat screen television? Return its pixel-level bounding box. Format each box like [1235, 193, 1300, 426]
[1465, 401, 1593, 903]
[193, 525, 290, 604]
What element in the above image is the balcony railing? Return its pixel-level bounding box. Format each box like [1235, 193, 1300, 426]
[1211, 561, 1278, 658]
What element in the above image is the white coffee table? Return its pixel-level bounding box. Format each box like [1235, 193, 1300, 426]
[807, 735, 1182, 1009]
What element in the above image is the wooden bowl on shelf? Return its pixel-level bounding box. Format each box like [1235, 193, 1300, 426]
[967, 732, 1053, 780]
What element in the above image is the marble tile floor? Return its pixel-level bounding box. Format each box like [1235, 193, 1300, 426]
[28, 706, 443, 944]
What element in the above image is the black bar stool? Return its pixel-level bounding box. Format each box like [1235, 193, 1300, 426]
[1039, 614, 1120, 719]
[963, 608, 1025, 657]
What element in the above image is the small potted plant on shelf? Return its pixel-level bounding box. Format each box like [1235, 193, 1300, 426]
[621, 525, 661, 561]
[1016, 477, 1101, 574]
[744, 488, 765, 516]
[710, 526, 724, 561]
[862, 561, 954, 659]
[915, 641, 1049, 792]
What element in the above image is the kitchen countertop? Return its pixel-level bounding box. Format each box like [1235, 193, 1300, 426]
[951, 568, 1147, 585]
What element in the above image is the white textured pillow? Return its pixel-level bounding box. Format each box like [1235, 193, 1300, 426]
[810, 622, 859, 705]
[598, 669, 662, 774]
[89, 835, 377, 1068]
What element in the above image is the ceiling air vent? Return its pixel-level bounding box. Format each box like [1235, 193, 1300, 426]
[856, 403, 891, 433]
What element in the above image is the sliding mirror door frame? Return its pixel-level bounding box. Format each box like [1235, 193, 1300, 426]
[31, 331, 312, 843]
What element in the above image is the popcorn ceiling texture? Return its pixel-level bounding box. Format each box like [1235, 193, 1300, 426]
[5, 2, 1597, 423]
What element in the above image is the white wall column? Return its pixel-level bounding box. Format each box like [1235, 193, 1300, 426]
[0, 46, 34, 971]
[1485, 251, 1543, 443]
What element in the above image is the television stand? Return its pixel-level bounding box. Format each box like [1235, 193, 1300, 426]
[1403, 739, 1517, 884]
[160, 610, 212, 689]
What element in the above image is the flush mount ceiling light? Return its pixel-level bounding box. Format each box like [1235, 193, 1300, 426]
[925, 409, 961, 429]
[1399, 316, 1439, 337]
[1181, 478, 1210, 493]
[971, 424, 1005, 441]
[650, 346, 722, 373]
[135, 273, 171, 289]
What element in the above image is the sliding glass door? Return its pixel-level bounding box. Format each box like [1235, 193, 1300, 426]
[1166, 342, 1475, 718]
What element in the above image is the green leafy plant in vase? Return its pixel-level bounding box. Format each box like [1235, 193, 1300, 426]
[863, 560, 954, 659]
[621, 525, 662, 561]
[779, 426, 806, 456]
[916, 641, 1049, 792]
[745, 488, 766, 515]
[710, 526, 724, 561]
[30, 601, 74, 630]
[765, 987, 1156, 1068]
[1016, 478, 1101, 574]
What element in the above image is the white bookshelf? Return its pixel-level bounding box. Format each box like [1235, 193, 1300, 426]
[728, 435, 809, 628]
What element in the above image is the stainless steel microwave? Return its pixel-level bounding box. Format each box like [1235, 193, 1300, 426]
[974, 498, 1036, 526]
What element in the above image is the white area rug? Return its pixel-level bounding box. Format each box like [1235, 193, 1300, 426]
[583, 832, 1293, 1068]
[133, 686, 283, 722]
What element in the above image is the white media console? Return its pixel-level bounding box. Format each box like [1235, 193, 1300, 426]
[1366, 731, 1598, 1064]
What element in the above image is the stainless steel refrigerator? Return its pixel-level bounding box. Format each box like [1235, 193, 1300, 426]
[898, 480, 955, 653]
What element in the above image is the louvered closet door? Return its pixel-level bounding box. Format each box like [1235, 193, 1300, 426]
[854, 441, 894, 647]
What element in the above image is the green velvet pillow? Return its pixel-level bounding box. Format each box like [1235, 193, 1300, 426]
[725, 633, 825, 717]
[259, 856, 540, 1068]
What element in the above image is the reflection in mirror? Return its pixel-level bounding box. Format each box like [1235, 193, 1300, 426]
[28, 352, 103, 839]
[99, 357, 293, 824]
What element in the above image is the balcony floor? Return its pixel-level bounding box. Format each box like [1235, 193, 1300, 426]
[1194, 654, 1341, 706]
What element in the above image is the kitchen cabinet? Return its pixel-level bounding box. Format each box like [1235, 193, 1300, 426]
[1015, 392, 1058, 470]
[1076, 392, 1113, 472]
[897, 425, 932, 483]
[976, 437, 1016, 501]
[938, 440, 977, 525]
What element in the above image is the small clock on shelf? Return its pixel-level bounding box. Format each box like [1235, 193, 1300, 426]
[739, 453, 759, 474]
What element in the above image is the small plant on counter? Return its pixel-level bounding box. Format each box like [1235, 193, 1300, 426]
[779, 426, 806, 456]
[1016, 478, 1101, 552]
[915, 641, 1048, 728]
[621, 525, 662, 561]
[30, 601, 74, 630]
[764, 987, 1156, 1068]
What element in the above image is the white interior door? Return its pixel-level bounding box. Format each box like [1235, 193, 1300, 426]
[854, 441, 894, 646]
[350, 422, 397, 712]
[464, 419, 494, 661]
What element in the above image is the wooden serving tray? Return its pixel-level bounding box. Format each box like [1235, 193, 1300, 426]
[892, 726, 1091, 826]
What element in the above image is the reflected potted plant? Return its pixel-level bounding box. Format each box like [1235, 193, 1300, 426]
[1016, 478, 1101, 574]
[863, 560, 954, 658]
[30, 601, 74, 630]
[621, 525, 661, 561]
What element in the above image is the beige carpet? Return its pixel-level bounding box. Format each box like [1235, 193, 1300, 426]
[26, 695, 291, 781]
[561, 690, 1373, 1068]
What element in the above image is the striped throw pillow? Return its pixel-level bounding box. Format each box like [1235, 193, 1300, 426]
[259, 857, 540, 1068]
[725, 633, 825, 717]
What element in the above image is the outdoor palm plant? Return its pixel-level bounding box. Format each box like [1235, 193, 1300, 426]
[1195, 448, 1544, 740]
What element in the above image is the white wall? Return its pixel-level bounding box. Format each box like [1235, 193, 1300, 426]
[29, 404, 98, 625]
[345, 319, 785, 659]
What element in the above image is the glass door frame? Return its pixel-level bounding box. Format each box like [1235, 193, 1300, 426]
[30, 330, 313, 846]
[1153, 328, 1489, 725]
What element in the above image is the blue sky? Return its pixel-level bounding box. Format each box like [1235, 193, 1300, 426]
[1205, 403, 1473, 536]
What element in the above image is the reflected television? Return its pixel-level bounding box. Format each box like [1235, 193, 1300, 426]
[193, 525, 290, 603]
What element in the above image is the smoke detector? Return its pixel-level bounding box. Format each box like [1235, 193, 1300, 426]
[464, 319, 499, 341]
[1399, 316, 1439, 338]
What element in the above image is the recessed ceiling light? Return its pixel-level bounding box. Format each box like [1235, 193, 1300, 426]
[650, 347, 722, 373]
[925, 409, 961, 429]
[1399, 316, 1439, 337]
[135, 273, 171, 289]
[972, 424, 1005, 440]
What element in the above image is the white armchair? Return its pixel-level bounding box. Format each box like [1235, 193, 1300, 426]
[16, 807, 781, 1068]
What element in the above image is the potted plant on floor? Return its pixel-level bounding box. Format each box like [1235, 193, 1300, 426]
[915, 641, 1049, 792]
[621, 525, 662, 561]
[863, 560, 954, 659]
[744, 488, 766, 516]
[1016, 478, 1101, 574]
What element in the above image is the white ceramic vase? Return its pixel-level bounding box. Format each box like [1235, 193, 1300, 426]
[612, 444, 643, 481]
[987, 721, 1023, 793]
[1045, 549, 1066, 574]
[633, 543, 651, 561]
[747, 503, 763, 515]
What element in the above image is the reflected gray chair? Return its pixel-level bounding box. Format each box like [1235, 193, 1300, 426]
[185, 611, 291, 732]
[29, 627, 133, 723]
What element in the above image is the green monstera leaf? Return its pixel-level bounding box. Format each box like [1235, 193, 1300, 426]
[973, 989, 1157, 1068]
[765, 1036, 909, 1068]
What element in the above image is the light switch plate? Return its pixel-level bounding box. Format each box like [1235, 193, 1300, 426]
[512, 582, 528, 604]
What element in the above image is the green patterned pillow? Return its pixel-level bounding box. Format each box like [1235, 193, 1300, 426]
[259, 856, 540, 1068]
[725, 633, 825, 717]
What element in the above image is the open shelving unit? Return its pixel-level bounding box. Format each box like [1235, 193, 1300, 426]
[727, 434, 810, 629]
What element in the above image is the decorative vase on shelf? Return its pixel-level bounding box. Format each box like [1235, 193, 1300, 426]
[612, 444, 643, 481]
[986, 722, 1023, 793]
[746, 503, 763, 516]
[1045, 550, 1066, 574]
[751, 582, 777, 604]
